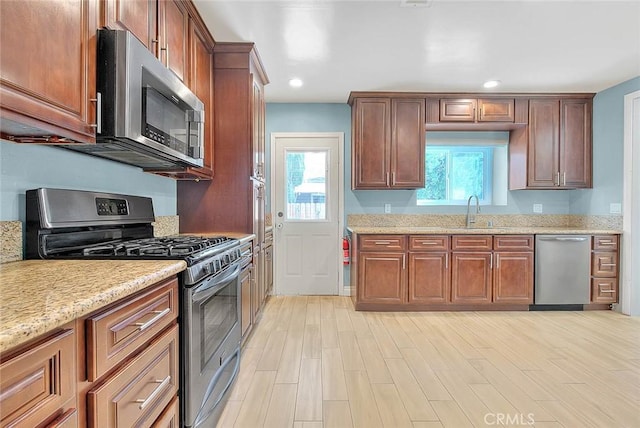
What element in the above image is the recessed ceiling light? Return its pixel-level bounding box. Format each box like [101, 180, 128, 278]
[289, 78, 303, 88]
[483, 80, 501, 89]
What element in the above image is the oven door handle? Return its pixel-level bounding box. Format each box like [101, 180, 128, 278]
[192, 263, 241, 304]
[193, 347, 241, 428]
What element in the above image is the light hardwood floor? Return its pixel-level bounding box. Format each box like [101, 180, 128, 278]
[217, 296, 640, 428]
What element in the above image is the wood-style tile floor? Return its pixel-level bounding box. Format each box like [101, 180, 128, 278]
[217, 296, 640, 428]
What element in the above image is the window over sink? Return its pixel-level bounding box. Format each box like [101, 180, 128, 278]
[417, 132, 508, 206]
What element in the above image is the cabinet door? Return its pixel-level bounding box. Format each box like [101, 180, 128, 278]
[158, 0, 188, 81]
[103, 0, 156, 51]
[527, 98, 560, 188]
[493, 252, 533, 303]
[252, 79, 266, 179]
[0, 329, 76, 428]
[451, 252, 492, 304]
[0, 0, 97, 143]
[390, 98, 426, 188]
[352, 98, 391, 189]
[478, 98, 514, 122]
[439, 99, 476, 122]
[151, 396, 179, 427]
[188, 20, 214, 177]
[358, 252, 406, 304]
[560, 99, 592, 188]
[240, 266, 252, 337]
[408, 252, 449, 304]
[265, 245, 273, 295]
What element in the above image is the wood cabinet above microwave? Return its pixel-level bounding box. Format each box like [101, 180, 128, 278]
[0, 0, 99, 144]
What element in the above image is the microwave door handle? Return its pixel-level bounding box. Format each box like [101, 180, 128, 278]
[187, 109, 204, 160]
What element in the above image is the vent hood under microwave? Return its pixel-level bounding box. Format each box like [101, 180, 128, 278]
[62, 29, 205, 171]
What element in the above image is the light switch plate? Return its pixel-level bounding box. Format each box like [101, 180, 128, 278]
[384, 203, 391, 213]
[610, 203, 622, 214]
[533, 203, 543, 213]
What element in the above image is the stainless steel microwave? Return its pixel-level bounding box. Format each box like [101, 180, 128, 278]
[65, 29, 204, 170]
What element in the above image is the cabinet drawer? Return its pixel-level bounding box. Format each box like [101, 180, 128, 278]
[86, 277, 178, 381]
[48, 408, 78, 428]
[591, 278, 618, 304]
[451, 235, 492, 251]
[593, 235, 619, 251]
[591, 252, 618, 277]
[493, 235, 534, 251]
[359, 235, 406, 251]
[409, 235, 449, 251]
[0, 329, 75, 428]
[151, 396, 179, 428]
[87, 324, 179, 428]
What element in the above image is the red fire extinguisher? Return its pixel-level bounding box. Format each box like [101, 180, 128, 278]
[343, 237, 350, 265]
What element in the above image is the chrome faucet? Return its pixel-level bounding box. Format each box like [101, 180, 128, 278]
[466, 195, 480, 228]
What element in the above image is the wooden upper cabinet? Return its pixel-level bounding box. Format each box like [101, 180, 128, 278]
[511, 96, 592, 190]
[439, 98, 514, 122]
[158, 0, 189, 81]
[252, 78, 266, 180]
[560, 98, 592, 188]
[102, 0, 189, 81]
[352, 98, 391, 189]
[0, 0, 98, 143]
[103, 0, 156, 51]
[351, 97, 425, 189]
[478, 98, 515, 122]
[391, 98, 426, 188]
[439, 99, 476, 121]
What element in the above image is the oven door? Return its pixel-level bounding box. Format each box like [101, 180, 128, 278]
[182, 263, 241, 428]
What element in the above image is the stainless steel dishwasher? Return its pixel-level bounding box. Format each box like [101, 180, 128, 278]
[535, 235, 591, 305]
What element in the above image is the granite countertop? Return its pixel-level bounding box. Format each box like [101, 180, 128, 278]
[0, 259, 186, 354]
[347, 226, 622, 235]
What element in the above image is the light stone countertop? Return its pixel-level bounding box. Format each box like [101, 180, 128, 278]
[0, 259, 186, 354]
[347, 226, 622, 235]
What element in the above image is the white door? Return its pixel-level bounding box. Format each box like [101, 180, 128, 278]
[622, 90, 640, 315]
[272, 133, 343, 295]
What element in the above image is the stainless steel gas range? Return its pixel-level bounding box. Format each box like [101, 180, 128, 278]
[26, 188, 244, 428]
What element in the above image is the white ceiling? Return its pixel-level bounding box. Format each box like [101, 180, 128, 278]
[192, 0, 640, 103]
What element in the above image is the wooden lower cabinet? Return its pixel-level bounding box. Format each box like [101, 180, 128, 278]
[0, 328, 77, 428]
[493, 252, 534, 303]
[408, 252, 449, 303]
[451, 252, 492, 304]
[240, 262, 252, 338]
[87, 324, 178, 428]
[152, 396, 180, 428]
[591, 235, 619, 304]
[354, 234, 534, 310]
[357, 252, 406, 305]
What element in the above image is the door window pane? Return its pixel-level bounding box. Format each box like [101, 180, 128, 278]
[286, 150, 327, 220]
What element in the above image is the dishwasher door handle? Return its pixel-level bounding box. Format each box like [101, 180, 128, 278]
[538, 237, 588, 242]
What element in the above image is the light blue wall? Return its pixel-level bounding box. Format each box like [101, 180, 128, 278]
[570, 76, 640, 215]
[266, 103, 578, 218]
[0, 140, 177, 221]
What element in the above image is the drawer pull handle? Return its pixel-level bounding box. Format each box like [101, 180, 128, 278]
[600, 290, 616, 293]
[421, 242, 438, 245]
[134, 375, 171, 410]
[600, 263, 617, 267]
[599, 242, 615, 245]
[133, 308, 171, 331]
[373, 241, 392, 245]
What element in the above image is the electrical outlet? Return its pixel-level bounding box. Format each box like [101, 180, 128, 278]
[384, 203, 391, 213]
[533, 203, 543, 213]
[610, 203, 622, 214]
